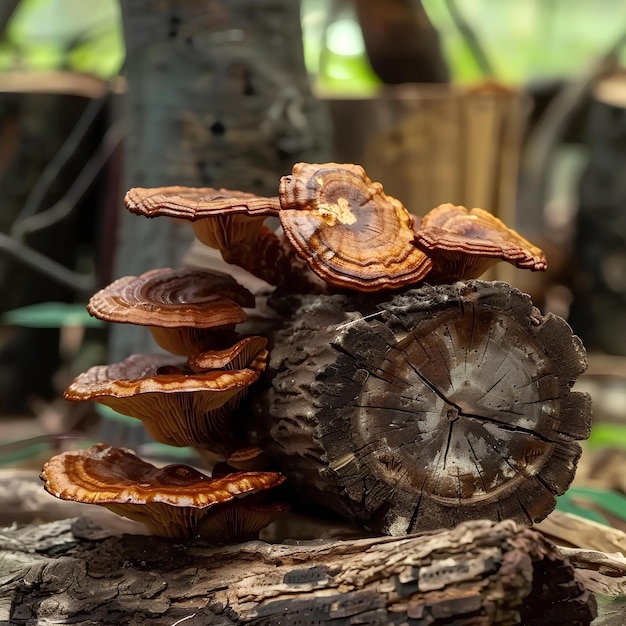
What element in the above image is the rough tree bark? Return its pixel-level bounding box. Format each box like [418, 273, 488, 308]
[261, 280, 592, 535]
[0, 516, 596, 625]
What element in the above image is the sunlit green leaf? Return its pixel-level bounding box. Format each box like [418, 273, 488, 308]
[556, 485, 626, 527]
[2, 302, 104, 328]
[566, 487, 626, 522]
[556, 492, 610, 526]
[3, 0, 123, 78]
[588, 423, 626, 450]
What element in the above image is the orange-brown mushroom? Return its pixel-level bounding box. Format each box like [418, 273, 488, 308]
[124, 187, 316, 291]
[124, 186, 280, 249]
[87, 267, 255, 355]
[226, 446, 268, 471]
[187, 335, 268, 372]
[414, 203, 547, 282]
[197, 499, 289, 543]
[40, 443, 286, 540]
[212, 446, 269, 477]
[278, 162, 432, 292]
[63, 352, 267, 452]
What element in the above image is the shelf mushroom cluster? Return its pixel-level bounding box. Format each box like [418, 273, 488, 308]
[42, 161, 550, 541]
[41, 267, 287, 541]
[124, 162, 547, 293]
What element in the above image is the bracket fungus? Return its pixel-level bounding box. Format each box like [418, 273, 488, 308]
[187, 335, 268, 372]
[123, 186, 314, 291]
[122, 164, 549, 295]
[414, 203, 548, 282]
[64, 352, 268, 452]
[40, 444, 285, 540]
[212, 447, 269, 477]
[124, 186, 280, 249]
[278, 162, 433, 292]
[87, 267, 255, 355]
[43, 161, 589, 544]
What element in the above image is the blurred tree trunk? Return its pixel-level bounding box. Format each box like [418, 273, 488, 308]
[113, 0, 330, 360]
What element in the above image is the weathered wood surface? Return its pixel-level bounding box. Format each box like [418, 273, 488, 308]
[262, 280, 592, 534]
[0, 516, 596, 626]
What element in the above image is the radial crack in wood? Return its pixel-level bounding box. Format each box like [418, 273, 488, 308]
[262, 280, 592, 534]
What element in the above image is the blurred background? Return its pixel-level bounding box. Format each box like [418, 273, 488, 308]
[1, 0, 626, 529]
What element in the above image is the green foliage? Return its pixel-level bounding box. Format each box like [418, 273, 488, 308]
[594, 595, 626, 625]
[301, 0, 381, 95]
[1, 0, 123, 78]
[301, 0, 626, 94]
[0, 435, 96, 466]
[556, 423, 626, 527]
[422, 0, 626, 84]
[1, 302, 104, 328]
[556, 486, 626, 526]
[588, 423, 626, 450]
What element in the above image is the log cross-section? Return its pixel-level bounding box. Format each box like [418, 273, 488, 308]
[264, 280, 592, 534]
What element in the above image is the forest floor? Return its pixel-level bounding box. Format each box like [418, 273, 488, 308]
[1, 353, 626, 624]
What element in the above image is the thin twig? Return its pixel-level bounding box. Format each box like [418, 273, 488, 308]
[0, 0, 20, 36]
[11, 120, 126, 240]
[10, 92, 109, 235]
[444, 0, 495, 77]
[0, 231, 95, 293]
[0, 433, 90, 458]
[169, 615, 197, 626]
[520, 28, 626, 231]
[335, 310, 384, 330]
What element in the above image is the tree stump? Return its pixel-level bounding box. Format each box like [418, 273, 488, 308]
[0, 516, 596, 625]
[262, 280, 592, 534]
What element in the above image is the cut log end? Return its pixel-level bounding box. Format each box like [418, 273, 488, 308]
[263, 280, 592, 535]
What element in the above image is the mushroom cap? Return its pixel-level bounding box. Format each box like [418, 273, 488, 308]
[87, 267, 255, 355]
[40, 444, 285, 538]
[414, 204, 547, 281]
[124, 186, 280, 249]
[124, 186, 281, 221]
[88, 267, 255, 328]
[278, 162, 432, 292]
[63, 352, 267, 450]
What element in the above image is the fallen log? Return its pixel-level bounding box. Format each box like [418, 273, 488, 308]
[262, 280, 592, 534]
[0, 516, 596, 625]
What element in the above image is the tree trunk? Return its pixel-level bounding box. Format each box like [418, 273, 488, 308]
[113, 0, 330, 360]
[569, 72, 626, 355]
[260, 280, 592, 535]
[0, 516, 596, 625]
